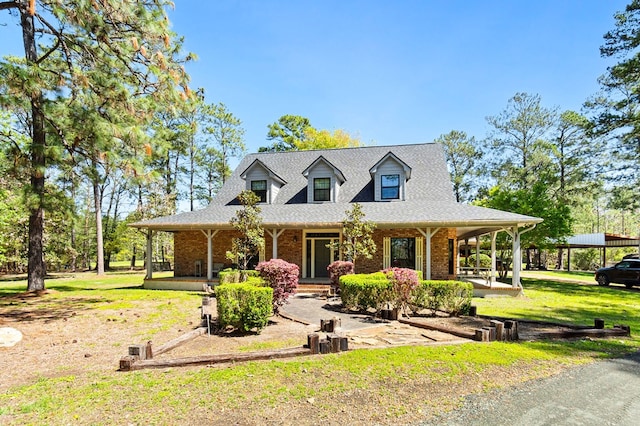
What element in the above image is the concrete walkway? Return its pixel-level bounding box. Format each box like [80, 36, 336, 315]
[281, 293, 384, 331]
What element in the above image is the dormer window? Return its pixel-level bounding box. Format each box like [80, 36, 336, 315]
[240, 159, 287, 204]
[251, 180, 267, 203]
[313, 178, 331, 202]
[303, 156, 346, 203]
[381, 174, 400, 199]
[370, 152, 411, 202]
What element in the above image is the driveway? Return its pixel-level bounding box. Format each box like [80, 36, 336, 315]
[429, 351, 640, 425]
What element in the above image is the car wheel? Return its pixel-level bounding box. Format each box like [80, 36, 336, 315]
[597, 274, 609, 286]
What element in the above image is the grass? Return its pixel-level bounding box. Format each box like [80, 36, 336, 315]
[1, 273, 639, 424]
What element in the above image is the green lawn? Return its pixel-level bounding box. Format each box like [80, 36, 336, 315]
[1, 273, 639, 424]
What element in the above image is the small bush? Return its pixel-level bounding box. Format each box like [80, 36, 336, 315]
[468, 253, 492, 269]
[327, 261, 354, 288]
[339, 273, 391, 311]
[411, 280, 473, 316]
[255, 259, 299, 314]
[218, 268, 260, 284]
[216, 283, 273, 332]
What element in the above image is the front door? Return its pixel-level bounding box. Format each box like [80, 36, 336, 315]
[314, 239, 331, 278]
[304, 232, 340, 278]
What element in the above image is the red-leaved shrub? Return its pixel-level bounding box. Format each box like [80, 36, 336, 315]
[256, 259, 299, 314]
[327, 260, 354, 288]
[382, 267, 419, 317]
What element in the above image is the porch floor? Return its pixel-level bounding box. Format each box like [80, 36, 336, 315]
[461, 278, 523, 298]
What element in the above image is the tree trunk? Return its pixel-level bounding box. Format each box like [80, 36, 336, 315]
[130, 245, 136, 269]
[93, 180, 105, 275]
[22, 5, 46, 292]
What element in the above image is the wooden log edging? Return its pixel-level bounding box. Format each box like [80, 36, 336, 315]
[398, 318, 476, 340]
[534, 325, 630, 340]
[120, 347, 311, 371]
[154, 327, 208, 357]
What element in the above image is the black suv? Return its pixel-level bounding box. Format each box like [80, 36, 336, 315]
[595, 259, 640, 288]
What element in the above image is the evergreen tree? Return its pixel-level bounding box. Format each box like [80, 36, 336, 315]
[0, 0, 191, 290]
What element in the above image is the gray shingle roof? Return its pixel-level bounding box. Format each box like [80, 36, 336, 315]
[133, 143, 542, 232]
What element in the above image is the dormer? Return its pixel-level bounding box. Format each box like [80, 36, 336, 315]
[369, 152, 411, 201]
[240, 159, 286, 204]
[302, 156, 346, 203]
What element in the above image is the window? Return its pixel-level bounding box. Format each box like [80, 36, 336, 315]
[314, 178, 331, 202]
[391, 238, 415, 268]
[251, 180, 267, 203]
[381, 174, 400, 199]
[448, 239, 455, 275]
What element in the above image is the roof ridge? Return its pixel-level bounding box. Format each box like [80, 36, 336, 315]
[246, 142, 437, 157]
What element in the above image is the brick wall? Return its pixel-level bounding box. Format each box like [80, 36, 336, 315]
[357, 228, 457, 280]
[174, 227, 457, 280]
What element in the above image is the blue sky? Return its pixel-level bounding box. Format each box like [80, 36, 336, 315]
[0, 1, 628, 153]
[167, 0, 627, 153]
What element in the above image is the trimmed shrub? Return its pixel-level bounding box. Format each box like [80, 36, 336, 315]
[327, 261, 354, 288]
[411, 280, 473, 316]
[255, 259, 299, 314]
[216, 283, 273, 332]
[339, 273, 391, 311]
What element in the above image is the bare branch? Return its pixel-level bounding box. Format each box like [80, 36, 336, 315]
[0, 1, 20, 12]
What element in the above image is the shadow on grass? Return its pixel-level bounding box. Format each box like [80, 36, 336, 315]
[522, 278, 640, 297]
[0, 295, 105, 323]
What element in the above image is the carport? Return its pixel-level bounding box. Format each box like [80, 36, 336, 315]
[557, 233, 640, 270]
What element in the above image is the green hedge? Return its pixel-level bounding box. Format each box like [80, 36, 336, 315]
[340, 273, 473, 316]
[216, 283, 273, 332]
[218, 268, 261, 284]
[410, 280, 473, 315]
[339, 273, 392, 311]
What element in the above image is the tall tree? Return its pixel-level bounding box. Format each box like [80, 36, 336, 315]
[435, 130, 483, 202]
[551, 111, 601, 203]
[589, 0, 640, 188]
[485, 92, 557, 190]
[194, 145, 223, 207]
[260, 114, 312, 152]
[0, 0, 190, 290]
[298, 128, 362, 150]
[201, 102, 246, 184]
[261, 114, 362, 152]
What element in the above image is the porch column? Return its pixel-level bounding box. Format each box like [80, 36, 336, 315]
[267, 229, 285, 259]
[417, 227, 440, 280]
[507, 225, 536, 289]
[490, 231, 497, 284]
[146, 230, 153, 280]
[475, 238, 481, 274]
[201, 230, 219, 280]
[512, 226, 521, 288]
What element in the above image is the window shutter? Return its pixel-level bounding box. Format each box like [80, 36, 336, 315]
[415, 236, 424, 275]
[259, 245, 265, 263]
[383, 237, 391, 269]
